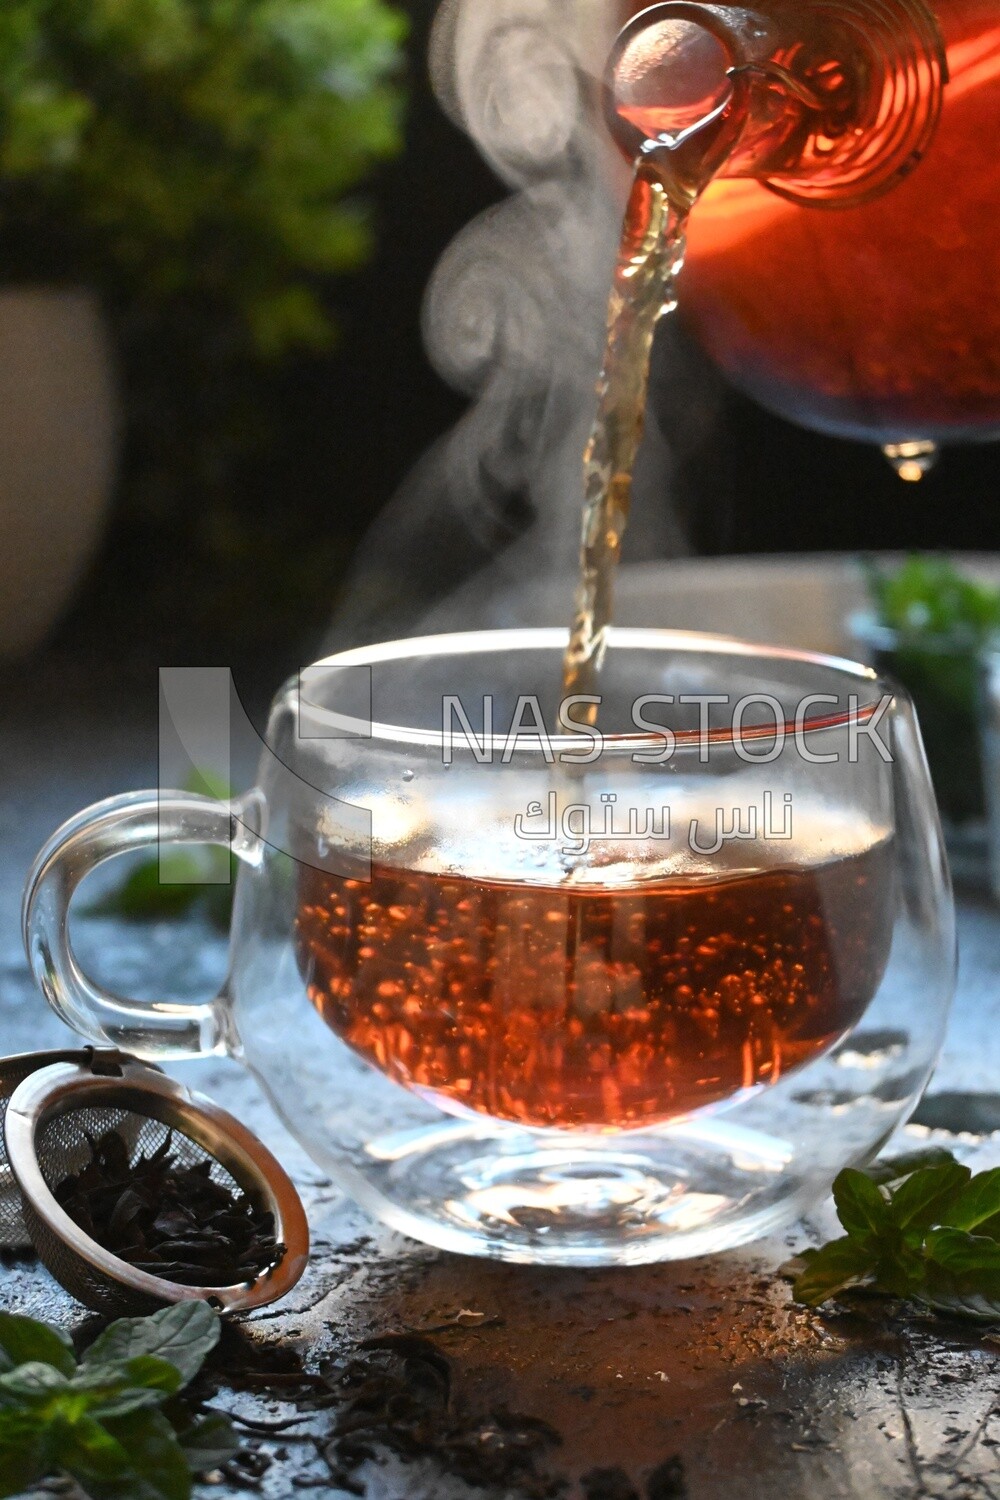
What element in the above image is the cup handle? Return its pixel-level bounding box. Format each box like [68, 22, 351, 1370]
[22, 790, 261, 1060]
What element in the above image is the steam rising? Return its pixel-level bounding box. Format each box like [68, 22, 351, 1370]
[330, 0, 688, 645]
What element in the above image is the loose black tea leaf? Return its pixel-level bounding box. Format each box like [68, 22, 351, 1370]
[323, 1334, 563, 1498]
[54, 1128, 281, 1287]
[582, 1466, 641, 1500]
[647, 1456, 688, 1500]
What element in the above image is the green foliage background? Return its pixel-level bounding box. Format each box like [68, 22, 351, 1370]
[0, 0, 405, 353]
[0, 0, 407, 642]
[865, 555, 1000, 826]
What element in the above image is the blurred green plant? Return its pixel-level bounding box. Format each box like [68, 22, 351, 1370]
[864, 554, 1000, 827]
[83, 769, 235, 929]
[0, 0, 406, 356]
[866, 554, 1000, 645]
[0, 0, 406, 642]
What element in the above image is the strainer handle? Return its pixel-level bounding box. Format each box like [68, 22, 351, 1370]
[22, 790, 259, 1059]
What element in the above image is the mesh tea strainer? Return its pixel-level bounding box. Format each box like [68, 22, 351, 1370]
[4, 1049, 309, 1317]
[0, 1050, 101, 1249]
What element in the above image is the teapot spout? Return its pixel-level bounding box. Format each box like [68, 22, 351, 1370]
[605, 0, 947, 207]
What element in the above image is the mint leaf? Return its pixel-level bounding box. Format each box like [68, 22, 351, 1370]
[792, 1237, 877, 1306]
[53, 1408, 192, 1500]
[176, 1411, 239, 1472]
[101, 1408, 193, 1500]
[861, 1147, 958, 1186]
[119, 1355, 186, 1396]
[82, 1302, 220, 1386]
[0, 1362, 69, 1404]
[920, 1290, 1000, 1322]
[0, 1409, 46, 1497]
[0, 1304, 238, 1492]
[791, 1151, 1000, 1322]
[79, 1357, 183, 1419]
[918, 1265, 1000, 1323]
[887, 1161, 971, 1231]
[870, 1240, 925, 1299]
[51, 1413, 132, 1490]
[0, 1312, 76, 1377]
[832, 1169, 891, 1241]
[939, 1167, 1000, 1231]
[925, 1228, 1000, 1275]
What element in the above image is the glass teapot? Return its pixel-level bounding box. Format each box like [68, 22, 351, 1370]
[609, 0, 1000, 476]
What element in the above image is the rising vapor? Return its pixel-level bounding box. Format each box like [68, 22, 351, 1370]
[329, 0, 695, 646]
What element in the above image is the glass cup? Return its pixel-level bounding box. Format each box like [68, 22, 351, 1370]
[851, 612, 993, 888]
[24, 629, 955, 1266]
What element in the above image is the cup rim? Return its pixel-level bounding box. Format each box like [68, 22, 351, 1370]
[283, 627, 891, 756]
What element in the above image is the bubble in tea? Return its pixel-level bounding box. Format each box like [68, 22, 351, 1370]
[295, 840, 894, 1130]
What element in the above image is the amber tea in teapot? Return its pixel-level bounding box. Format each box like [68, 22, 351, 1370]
[565, 0, 994, 701]
[618, 0, 1000, 463]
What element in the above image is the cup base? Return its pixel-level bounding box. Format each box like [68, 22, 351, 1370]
[335, 1115, 817, 1266]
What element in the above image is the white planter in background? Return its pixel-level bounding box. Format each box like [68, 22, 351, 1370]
[0, 288, 117, 658]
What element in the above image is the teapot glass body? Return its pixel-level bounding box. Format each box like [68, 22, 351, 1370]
[621, 0, 1000, 447]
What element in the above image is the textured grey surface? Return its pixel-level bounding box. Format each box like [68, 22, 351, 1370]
[4, 650, 1000, 1499]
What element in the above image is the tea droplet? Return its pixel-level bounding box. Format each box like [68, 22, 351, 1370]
[882, 439, 939, 482]
[402, 769, 415, 783]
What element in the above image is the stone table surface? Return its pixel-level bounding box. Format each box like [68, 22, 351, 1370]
[4, 649, 1000, 1500]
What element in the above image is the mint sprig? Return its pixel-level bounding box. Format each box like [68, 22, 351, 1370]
[788, 1149, 1000, 1322]
[0, 1302, 237, 1498]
